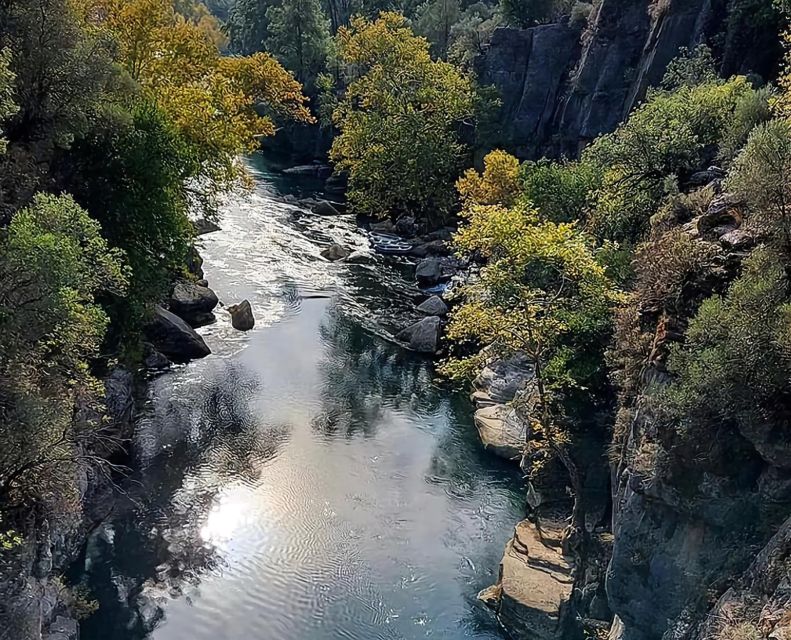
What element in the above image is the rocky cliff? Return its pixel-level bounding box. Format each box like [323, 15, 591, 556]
[476, 0, 783, 159]
[605, 190, 791, 640]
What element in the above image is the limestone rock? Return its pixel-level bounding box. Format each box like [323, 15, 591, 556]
[396, 316, 441, 353]
[169, 279, 218, 327]
[144, 306, 210, 362]
[495, 520, 574, 640]
[473, 404, 524, 461]
[417, 295, 448, 316]
[321, 244, 350, 261]
[228, 299, 255, 331]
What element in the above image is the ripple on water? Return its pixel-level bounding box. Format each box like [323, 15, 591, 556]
[74, 156, 522, 640]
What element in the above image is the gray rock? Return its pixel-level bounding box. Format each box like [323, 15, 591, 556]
[312, 200, 341, 216]
[417, 295, 448, 316]
[345, 250, 376, 264]
[169, 279, 218, 327]
[415, 258, 442, 286]
[409, 239, 450, 258]
[104, 367, 134, 425]
[396, 316, 441, 353]
[283, 164, 321, 176]
[228, 299, 255, 331]
[321, 244, 350, 261]
[395, 215, 418, 238]
[325, 172, 348, 194]
[48, 616, 78, 640]
[474, 354, 535, 404]
[720, 228, 754, 250]
[143, 342, 171, 370]
[144, 306, 211, 362]
[686, 167, 725, 187]
[370, 220, 396, 234]
[192, 218, 220, 236]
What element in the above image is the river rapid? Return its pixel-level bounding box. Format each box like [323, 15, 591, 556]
[74, 155, 525, 640]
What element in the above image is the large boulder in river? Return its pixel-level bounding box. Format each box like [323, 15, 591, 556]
[396, 316, 441, 353]
[144, 306, 211, 362]
[228, 299, 255, 331]
[417, 295, 448, 316]
[312, 200, 341, 216]
[169, 279, 218, 327]
[415, 258, 442, 286]
[321, 244, 350, 261]
[474, 404, 524, 461]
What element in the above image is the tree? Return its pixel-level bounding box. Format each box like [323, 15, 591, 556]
[0, 194, 127, 504]
[265, 0, 331, 86]
[75, 0, 313, 218]
[0, 48, 17, 154]
[413, 0, 462, 59]
[499, 0, 554, 28]
[330, 12, 475, 223]
[726, 119, 791, 254]
[443, 151, 618, 549]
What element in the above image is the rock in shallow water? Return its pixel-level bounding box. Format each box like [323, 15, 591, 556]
[228, 299, 255, 331]
[144, 306, 211, 362]
[169, 279, 218, 327]
[415, 258, 442, 286]
[321, 243, 350, 261]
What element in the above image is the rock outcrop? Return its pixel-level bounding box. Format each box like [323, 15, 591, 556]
[476, 0, 783, 159]
[480, 520, 575, 640]
[144, 305, 211, 362]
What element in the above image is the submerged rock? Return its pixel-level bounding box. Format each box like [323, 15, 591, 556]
[417, 295, 448, 316]
[144, 306, 210, 362]
[169, 279, 218, 327]
[396, 316, 441, 353]
[228, 299, 255, 331]
[321, 244, 350, 261]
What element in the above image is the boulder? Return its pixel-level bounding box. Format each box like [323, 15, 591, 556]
[192, 218, 220, 236]
[415, 258, 442, 286]
[169, 279, 218, 327]
[104, 368, 134, 426]
[396, 316, 441, 353]
[473, 404, 524, 461]
[321, 244, 350, 261]
[312, 200, 341, 216]
[698, 193, 744, 235]
[283, 164, 330, 177]
[345, 250, 376, 264]
[370, 220, 397, 234]
[686, 166, 725, 187]
[228, 299, 255, 331]
[143, 342, 171, 370]
[395, 215, 418, 238]
[417, 295, 448, 316]
[409, 239, 450, 258]
[720, 228, 755, 250]
[144, 306, 210, 362]
[47, 616, 79, 640]
[474, 354, 535, 404]
[325, 172, 348, 194]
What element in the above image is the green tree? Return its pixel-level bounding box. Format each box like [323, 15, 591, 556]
[413, 0, 462, 58]
[443, 151, 619, 549]
[499, 0, 554, 28]
[726, 119, 791, 253]
[0, 194, 127, 504]
[330, 12, 475, 223]
[265, 0, 332, 85]
[0, 49, 17, 154]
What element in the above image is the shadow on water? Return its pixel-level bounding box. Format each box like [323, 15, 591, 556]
[72, 156, 524, 640]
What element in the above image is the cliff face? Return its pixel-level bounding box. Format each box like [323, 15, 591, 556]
[476, 0, 782, 159]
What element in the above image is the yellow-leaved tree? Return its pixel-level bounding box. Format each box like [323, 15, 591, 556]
[74, 0, 312, 213]
[443, 150, 619, 550]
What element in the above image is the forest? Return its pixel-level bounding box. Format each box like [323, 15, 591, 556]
[1, 0, 790, 639]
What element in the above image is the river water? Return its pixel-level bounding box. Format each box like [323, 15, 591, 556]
[75, 156, 525, 640]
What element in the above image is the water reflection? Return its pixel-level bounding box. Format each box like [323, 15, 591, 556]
[73, 157, 524, 640]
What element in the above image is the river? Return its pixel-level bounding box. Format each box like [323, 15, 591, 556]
[74, 155, 525, 640]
